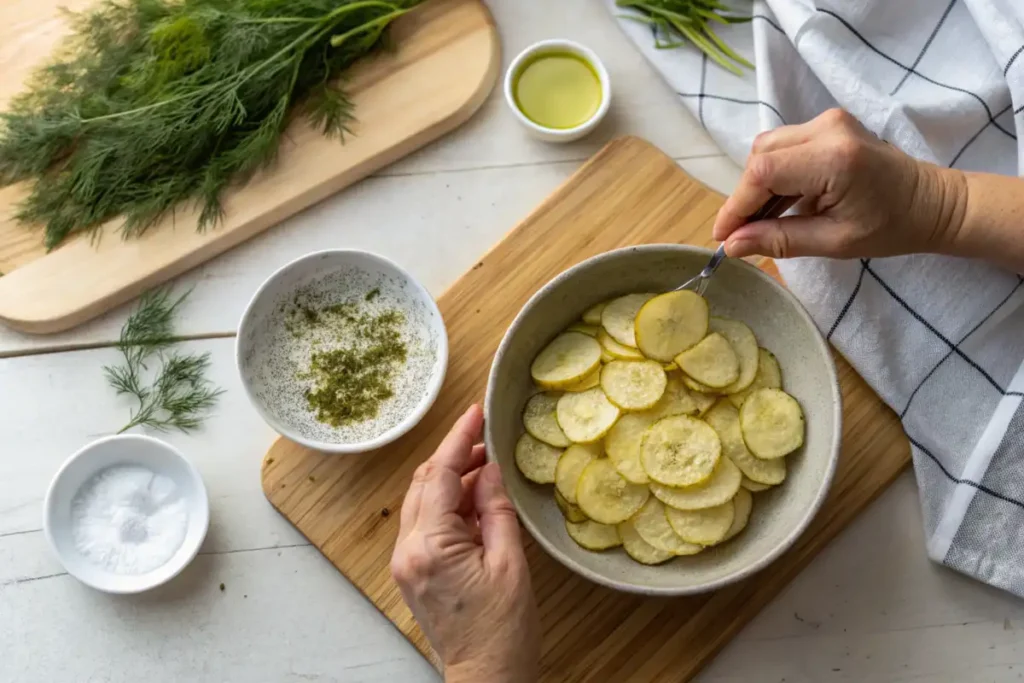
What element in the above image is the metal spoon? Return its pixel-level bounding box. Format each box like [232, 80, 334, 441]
[676, 194, 796, 296]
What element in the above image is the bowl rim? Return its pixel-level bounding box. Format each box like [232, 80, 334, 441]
[235, 248, 449, 454]
[484, 244, 842, 596]
[42, 433, 210, 595]
[502, 39, 612, 139]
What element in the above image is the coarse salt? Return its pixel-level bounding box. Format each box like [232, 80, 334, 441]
[71, 465, 188, 575]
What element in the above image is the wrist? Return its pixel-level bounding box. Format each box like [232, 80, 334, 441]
[915, 163, 968, 256]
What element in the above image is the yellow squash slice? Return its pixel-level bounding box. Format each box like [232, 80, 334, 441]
[582, 301, 608, 326]
[514, 433, 563, 484]
[681, 374, 718, 394]
[567, 322, 600, 337]
[730, 348, 782, 408]
[646, 373, 701, 420]
[722, 488, 753, 542]
[739, 388, 805, 459]
[555, 444, 598, 504]
[562, 368, 601, 392]
[634, 290, 710, 362]
[566, 519, 621, 550]
[554, 489, 589, 523]
[531, 332, 602, 389]
[741, 477, 773, 492]
[598, 329, 645, 360]
[604, 412, 657, 484]
[600, 360, 667, 411]
[665, 499, 735, 545]
[649, 455, 741, 511]
[523, 392, 570, 448]
[575, 458, 650, 525]
[601, 293, 655, 347]
[632, 498, 704, 555]
[708, 317, 759, 394]
[674, 332, 740, 389]
[703, 401, 786, 485]
[639, 415, 721, 487]
[617, 519, 675, 565]
[556, 388, 621, 443]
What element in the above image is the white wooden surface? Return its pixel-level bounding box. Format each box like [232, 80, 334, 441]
[2, 1, 1023, 681]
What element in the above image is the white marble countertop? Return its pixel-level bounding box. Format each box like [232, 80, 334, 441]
[3, 2, 1024, 681]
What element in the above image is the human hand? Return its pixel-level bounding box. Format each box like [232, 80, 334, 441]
[390, 405, 540, 683]
[712, 108, 966, 260]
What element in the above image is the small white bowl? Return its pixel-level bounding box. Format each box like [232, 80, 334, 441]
[43, 435, 210, 594]
[504, 39, 611, 143]
[236, 249, 448, 454]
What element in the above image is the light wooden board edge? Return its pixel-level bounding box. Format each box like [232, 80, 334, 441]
[0, 0, 500, 334]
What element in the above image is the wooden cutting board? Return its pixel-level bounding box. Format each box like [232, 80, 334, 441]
[0, 0, 499, 334]
[260, 136, 912, 681]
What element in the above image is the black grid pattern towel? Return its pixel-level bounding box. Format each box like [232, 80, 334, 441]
[609, 0, 1024, 596]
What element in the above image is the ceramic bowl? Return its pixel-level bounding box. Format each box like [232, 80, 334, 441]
[484, 245, 841, 596]
[43, 434, 210, 594]
[236, 249, 448, 454]
[504, 39, 611, 143]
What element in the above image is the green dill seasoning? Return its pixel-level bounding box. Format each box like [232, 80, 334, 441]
[284, 290, 408, 427]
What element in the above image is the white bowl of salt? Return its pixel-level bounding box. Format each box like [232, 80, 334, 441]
[43, 434, 209, 594]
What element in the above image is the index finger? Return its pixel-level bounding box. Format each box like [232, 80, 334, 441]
[397, 406, 484, 541]
[430, 404, 484, 474]
[416, 405, 486, 524]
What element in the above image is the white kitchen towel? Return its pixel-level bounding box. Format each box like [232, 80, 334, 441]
[607, 0, 1024, 596]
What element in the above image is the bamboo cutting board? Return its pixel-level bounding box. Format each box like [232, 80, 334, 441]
[261, 136, 912, 681]
[0, 0, 499, 334]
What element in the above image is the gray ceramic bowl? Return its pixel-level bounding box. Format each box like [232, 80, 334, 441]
[484, 245, 841, 595]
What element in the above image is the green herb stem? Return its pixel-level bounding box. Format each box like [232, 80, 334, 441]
[617, 0, 752, 75]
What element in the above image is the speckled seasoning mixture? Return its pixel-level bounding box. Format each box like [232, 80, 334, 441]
[244, 268, 439, 444]
[285, 294, 408, 427]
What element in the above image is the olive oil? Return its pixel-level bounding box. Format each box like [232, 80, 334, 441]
[513, 51, 602, 130]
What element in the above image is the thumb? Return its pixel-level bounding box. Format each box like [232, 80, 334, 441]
[474, 463, 524, 568]
[723, 215, 848, 260]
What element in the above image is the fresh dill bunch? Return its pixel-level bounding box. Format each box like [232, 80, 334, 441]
[0, 0, 423, 249]
[105, 287, 224, 434]
[617, 0, 752, 75]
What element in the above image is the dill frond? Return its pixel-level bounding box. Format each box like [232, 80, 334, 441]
[104, 287, 224, 434]
[0, 0, 423, 249]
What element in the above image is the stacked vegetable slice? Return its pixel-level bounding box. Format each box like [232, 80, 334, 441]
[515, 290, 805, 565]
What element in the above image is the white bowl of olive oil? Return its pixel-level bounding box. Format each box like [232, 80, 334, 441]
[504, 39, 611, 143]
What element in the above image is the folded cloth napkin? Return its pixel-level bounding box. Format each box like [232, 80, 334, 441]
[607, 0, 1024, 596]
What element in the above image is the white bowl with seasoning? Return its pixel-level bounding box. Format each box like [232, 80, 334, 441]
[504, 39, 611, 143]
[236, 249, 448, 454]
[43, 434, 210, 594]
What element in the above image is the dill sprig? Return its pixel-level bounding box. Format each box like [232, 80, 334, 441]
[617, 0, 753, 75]
[0, 0, 422, 249]
[105, 288, 224, 434]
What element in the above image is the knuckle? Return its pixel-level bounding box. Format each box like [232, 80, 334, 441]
[821, 107, 852, 128]
[746, 152, 774, 188]
[412, 461, 434, 484]
[390, 551, 413, 585]
[768, 226, 792, 259]
[750, 131, 773, 155]
[391, 544, 436, 585]
[831, 135, 864, 168]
